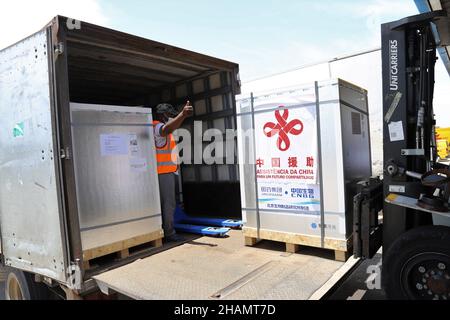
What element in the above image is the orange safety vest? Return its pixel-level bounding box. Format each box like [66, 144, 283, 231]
[153, 120, 178, 174]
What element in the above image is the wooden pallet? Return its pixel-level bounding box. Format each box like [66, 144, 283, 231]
[243, 227, 351, 262]
[82, 230, 164, 269]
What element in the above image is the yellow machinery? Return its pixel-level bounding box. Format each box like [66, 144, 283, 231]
[436, 127, 450, 159]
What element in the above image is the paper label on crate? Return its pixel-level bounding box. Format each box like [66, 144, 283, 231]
[100, 134, 129, 156]
[130, 157, 148, 173]
[128, 134, 140, 156]
[388, 121, 405, 142]
[253, 102, 320, 213]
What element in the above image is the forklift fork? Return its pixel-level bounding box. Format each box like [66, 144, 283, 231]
[353, 178, 384, 259]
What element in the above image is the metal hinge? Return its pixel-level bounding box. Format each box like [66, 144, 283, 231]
[55, 42, 64, 56]
[60, 147, 71, 160]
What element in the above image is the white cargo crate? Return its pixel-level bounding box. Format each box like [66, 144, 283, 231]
[237, 79, 371, 260]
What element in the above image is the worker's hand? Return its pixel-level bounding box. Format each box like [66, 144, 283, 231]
[182, 101, 194, 118]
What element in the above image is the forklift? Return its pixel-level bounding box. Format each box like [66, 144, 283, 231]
[353, 10, 450, 300]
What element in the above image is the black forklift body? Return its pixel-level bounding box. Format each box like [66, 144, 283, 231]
[380, 11, 448, 255]
[353, 11, 450, 260]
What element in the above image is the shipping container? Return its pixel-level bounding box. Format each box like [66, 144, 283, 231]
[0, 16, 241, 296]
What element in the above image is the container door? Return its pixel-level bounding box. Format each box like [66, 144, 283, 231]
[0, 28, 69, 283]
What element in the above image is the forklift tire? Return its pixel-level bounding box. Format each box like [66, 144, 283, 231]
[382, 226, 450, 300]
[2, 267, 51, 300]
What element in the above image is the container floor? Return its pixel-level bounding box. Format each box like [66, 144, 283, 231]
[93, 230, 347, 300]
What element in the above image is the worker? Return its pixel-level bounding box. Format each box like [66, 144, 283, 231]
[153, 101, 194, 242]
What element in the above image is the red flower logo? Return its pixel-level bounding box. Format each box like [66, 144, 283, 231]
[263, 109, 304, 151]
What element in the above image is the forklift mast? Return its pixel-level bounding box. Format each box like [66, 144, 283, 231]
[381, 11, 447, 254]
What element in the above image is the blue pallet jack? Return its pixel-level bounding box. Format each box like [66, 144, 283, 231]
[174, 223, 230, 237]
[174, 206, 243, 237]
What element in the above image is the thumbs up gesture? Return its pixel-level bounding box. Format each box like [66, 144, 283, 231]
[182, 101, 194, 118]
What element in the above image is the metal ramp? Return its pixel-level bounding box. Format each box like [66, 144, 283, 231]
[92, 231, 355, 300]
